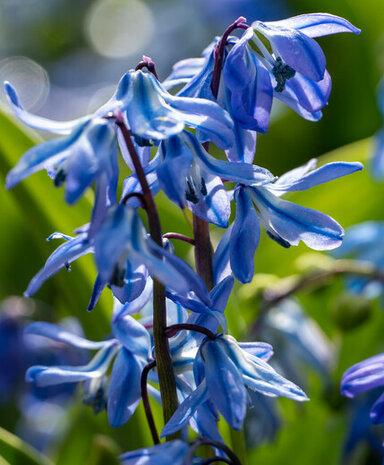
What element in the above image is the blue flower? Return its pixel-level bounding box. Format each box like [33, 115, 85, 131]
[162, 334, 307, 436]
[120, 441, 191, 465]
[164, 14, 359, 160]
[155, 130, 274, 227]
[341, 353, 384, 426]
[332, 221, 384, 300]
[213, 158, 363, 283]
[5, 115, 119, 205]
[23, 205, 212, 310]
[164, 30, 270, 163]
[251, 14, 360, 117]
[5, 69, 235, 202]
[25, 313, 152, 427]
[370, 78, 384, 181]
[258, 299, 335, 388]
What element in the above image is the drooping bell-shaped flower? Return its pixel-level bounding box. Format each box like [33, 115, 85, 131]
[213, 158, 363, 283]
[25, 313, 152, 428]
[342, 353, 384, 425]
[162, 334, 307, 436]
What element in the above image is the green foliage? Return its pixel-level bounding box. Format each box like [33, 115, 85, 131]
[0, 426, 53, 465]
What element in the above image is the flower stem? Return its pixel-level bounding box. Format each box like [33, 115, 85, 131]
[165, 323, 216, 340]
[193, 213, 214, 290]
[193, 18, 249, 291]
[141, 360, 159, 445]
[163, 232, 195, 246]
[115, 115, 179, 439]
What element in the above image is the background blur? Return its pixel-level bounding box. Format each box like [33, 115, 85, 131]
[0, 0, 384, 464]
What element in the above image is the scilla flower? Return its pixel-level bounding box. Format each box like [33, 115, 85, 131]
[162, 334, 307, 436]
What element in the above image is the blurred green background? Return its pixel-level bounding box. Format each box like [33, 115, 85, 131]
[0, 0, 384, 464]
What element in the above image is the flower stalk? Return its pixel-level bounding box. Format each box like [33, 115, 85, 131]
[115, 113, 180, 438]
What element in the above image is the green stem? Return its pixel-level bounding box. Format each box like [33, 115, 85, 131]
[116, 117, 179, 439]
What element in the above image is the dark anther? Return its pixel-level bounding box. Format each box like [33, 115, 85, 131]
[64, 262, 71, 272]
[110, 264, 126, 287]
[186, 179, 199, 204]
[82, 378, 108, 414]
[134, 135, 154, 147]
[272, 57, 296, 92]
[200, 177, 208, 196]
[53, 168, 66, 187]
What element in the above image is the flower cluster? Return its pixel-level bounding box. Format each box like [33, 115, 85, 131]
[4, 11, 362, 463]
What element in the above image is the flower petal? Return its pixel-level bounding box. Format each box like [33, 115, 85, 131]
[26, 341, 119, 386]
[230, 187, 260, 283]
[161, 380, 209, 437]
[25, 233, 92, 297]
[266, 14, 360, 38]
[4, 81, 89, 134]
[249, 186, 344, 250]
[271, 160, 363, 195]
[25, 322, 105, 349]
[107, 348, 144, 427]
[254, 22, 326, 81]
[202, 339, 247, 430]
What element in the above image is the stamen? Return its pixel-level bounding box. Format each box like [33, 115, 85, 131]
[53, 168, 66, 187]
[110, 264, 126, 287]
[272, 57, 296, 92]
[200, 177, 208, 196]
[186, 179, 199, 204]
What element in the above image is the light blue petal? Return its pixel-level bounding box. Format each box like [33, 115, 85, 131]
[249, 186, 344, 250]
[87, 274, 107, 312]
[111, 259, 149, 305]
[266, 13, 360, 38]
[144, 238, 211, 305]
[4, 81, 89, 134]
[221, 337, 308, 402]
[281, 70, 332, 113]
[112, 315, 150, 358]
[162, 57, 206, 90]
[113, 277, 153, 319]
[224, 30, 273, 133]
[341, 353, 384, 397]
[161, 380, 209, 437]
[212, 226, 232, 285]
[65, 119, 117, 204]
[26, 341, 119, 386]
[202, 339, 247, 430]
[254, 22, 326, 81]
[25, 322, 106, 349]
[186, 166, 230, 228]
[6, 122, 87, 189]
[126, 71, 185, 140]
[187, 276, 233, 338]
[238, 342, 274, 362]
[120, 441, 189, 465]
[157, 136, 194, 208]
[154, 77, 235, 150]
[25, 233, 92, 297]
[271, 160, 363, 195]
[370, 130, 384, 181]
[94, 204, 134, 282]
[272, 79, 323, 121]
[121, 154, 161, 208]
[107, 348, 143, 427]
[332, 221, 384, 258]
[230, 187, 260, 283]
[183, 131, 274, 186]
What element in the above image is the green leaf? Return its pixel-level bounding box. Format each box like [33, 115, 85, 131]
[0, 426, 53, 465]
